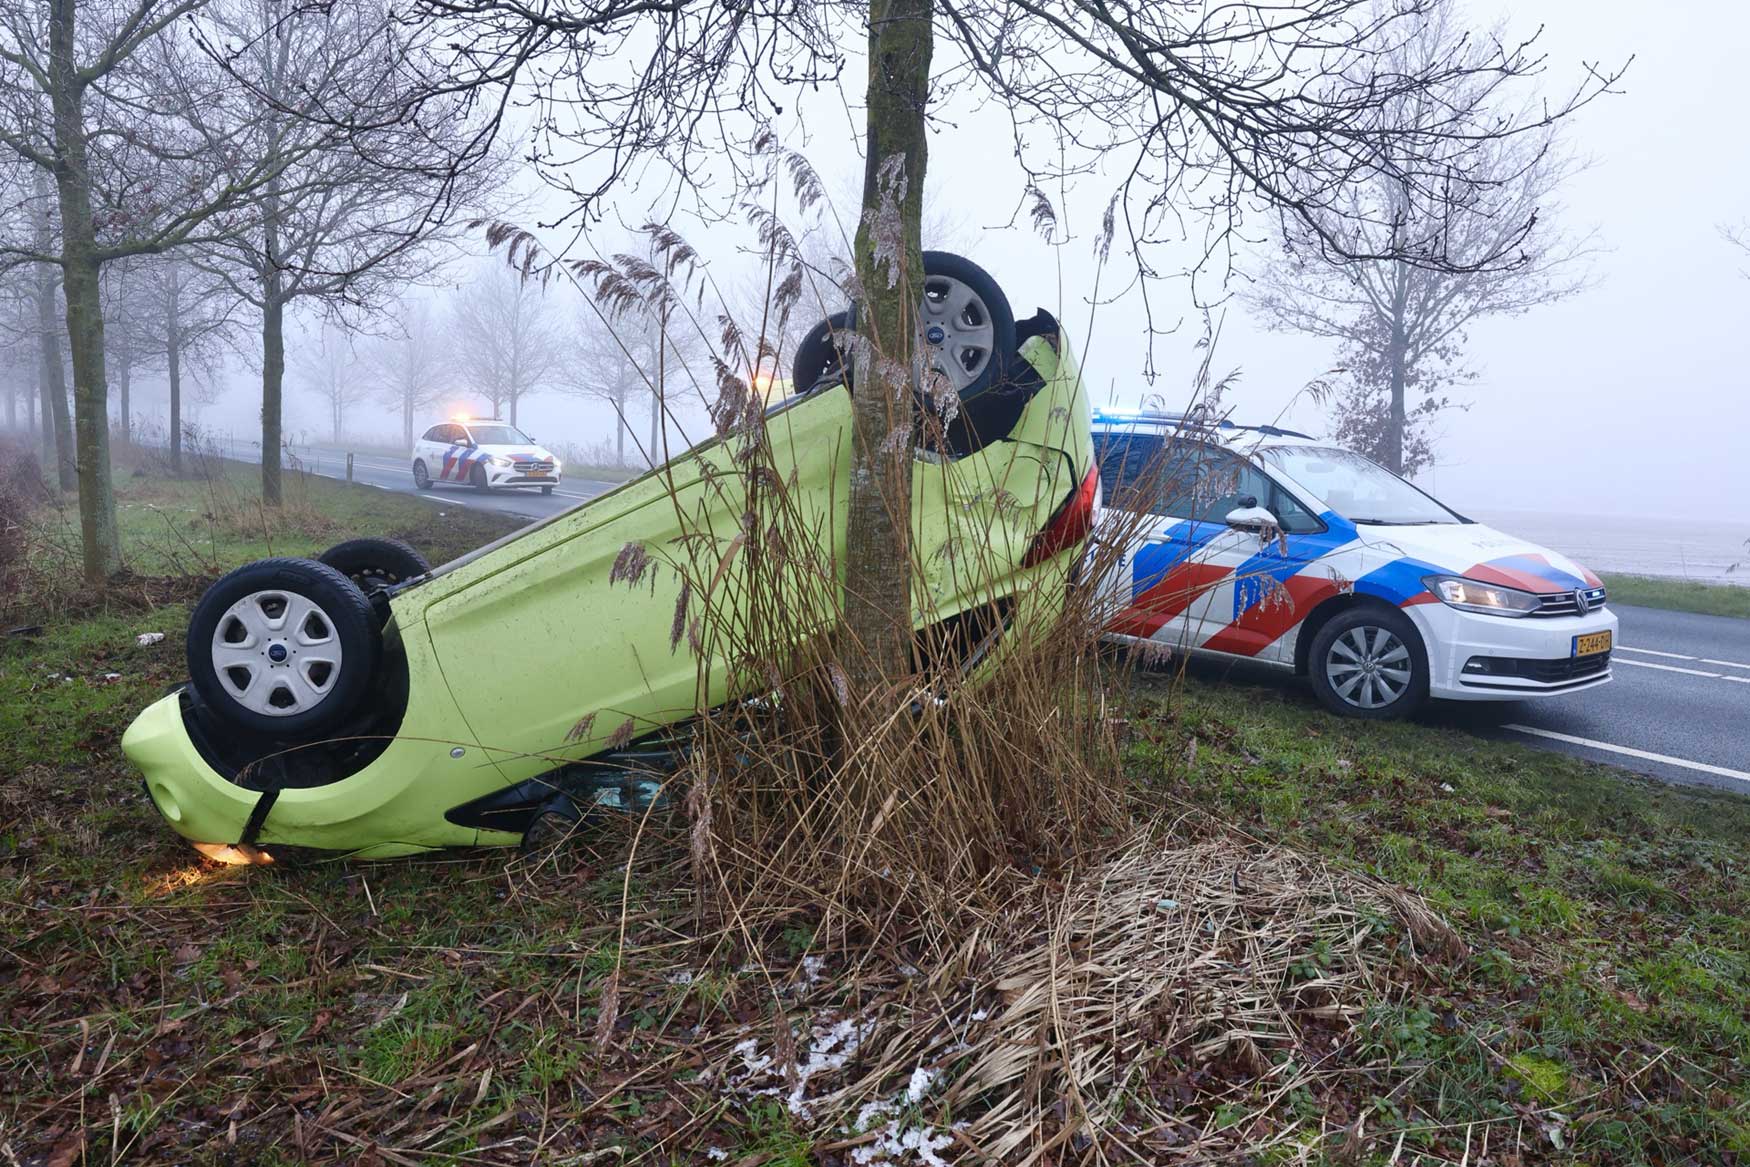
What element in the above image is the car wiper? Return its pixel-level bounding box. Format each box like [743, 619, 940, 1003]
[1350, 518, 1444, 526]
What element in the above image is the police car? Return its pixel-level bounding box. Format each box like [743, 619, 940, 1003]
[411, 417, 562, 494]
[1092, 410, 1616, 718]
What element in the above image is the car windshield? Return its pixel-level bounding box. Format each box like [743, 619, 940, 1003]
[466, 424, 532, 446]
[1261, 446, 1462, 525]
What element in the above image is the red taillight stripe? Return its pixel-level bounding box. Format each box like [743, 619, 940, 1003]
[1023, 463, 1100, 568]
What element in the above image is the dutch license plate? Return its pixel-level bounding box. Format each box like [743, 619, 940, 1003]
[1572, 630, 1612, 657]
[526, 470, 549, 478]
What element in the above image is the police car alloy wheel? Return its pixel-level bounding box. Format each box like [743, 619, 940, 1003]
[413, 460, 432, 490]
[186, 558, 381, 736]
[1307, 607, 1428, 719]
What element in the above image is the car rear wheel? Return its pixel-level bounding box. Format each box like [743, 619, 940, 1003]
[186, 558, 381, 736]
[788, 252, 1016, 404]
[412, 460, 432, 490]
[1307, 607, 1429, 720]
[317, 537, 430, 593]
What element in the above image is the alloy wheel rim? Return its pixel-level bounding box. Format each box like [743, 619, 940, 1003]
[1325, 625, 1411, 710]
[209, 589, 343, 716]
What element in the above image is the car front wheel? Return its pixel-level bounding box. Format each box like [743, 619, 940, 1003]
[1307, 607, 1429, 719]
[186, 558, 381, 736]
[471, 463, 492, 492]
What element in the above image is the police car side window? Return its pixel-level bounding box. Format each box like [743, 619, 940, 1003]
[1093, 432, 1164, 513]
[421, 425, 446, 443]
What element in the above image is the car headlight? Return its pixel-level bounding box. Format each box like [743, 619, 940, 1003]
[1422, 574, 1541, 617]
[487, 455, 510, 467]
[550, 458, 562, 473]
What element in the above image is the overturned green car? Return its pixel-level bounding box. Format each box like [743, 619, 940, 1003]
[123, 254, 1096, 861]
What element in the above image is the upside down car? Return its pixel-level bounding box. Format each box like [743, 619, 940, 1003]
[122, 252, 1097, 862]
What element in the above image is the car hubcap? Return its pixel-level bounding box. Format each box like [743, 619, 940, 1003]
[919, 274, 995, 393]
[210, 590, 343, 716]
[1326, 626, 1411, 710]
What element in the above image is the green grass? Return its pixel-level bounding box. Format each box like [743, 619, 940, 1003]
[1601, 572, 1750, 619]
[1128, 668, 1750, 1162]
[4, 453, 1749, 1163]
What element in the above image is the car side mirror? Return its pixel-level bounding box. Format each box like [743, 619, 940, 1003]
[1225, 503, 1279, 531]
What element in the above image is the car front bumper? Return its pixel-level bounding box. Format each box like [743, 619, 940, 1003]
[1411, 601, 1619, 701]
[485, 465, 561, 489]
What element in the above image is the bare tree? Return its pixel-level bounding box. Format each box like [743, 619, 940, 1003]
[1724, 222, 1750, 276]
[367, 295, 448, 449]
[193, 0, 500, 506]
[402, 0, 1619, 682]
[291, 317, 365, 442]
[449, 261, 563, 427]
[1244, 4, 1595, 474]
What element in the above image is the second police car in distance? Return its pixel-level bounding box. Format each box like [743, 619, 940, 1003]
[411, 417, 563, 495]
[1092, 409, 1617, 718]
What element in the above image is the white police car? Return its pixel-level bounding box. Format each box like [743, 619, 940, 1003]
[1092, 410, 1617, 718]
[411, 418, 562, 495]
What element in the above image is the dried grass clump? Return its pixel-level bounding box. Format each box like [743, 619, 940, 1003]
[694, 835, 1421, 1162]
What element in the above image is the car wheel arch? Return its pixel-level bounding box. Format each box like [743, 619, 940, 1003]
[1293, 592, 1425, 676]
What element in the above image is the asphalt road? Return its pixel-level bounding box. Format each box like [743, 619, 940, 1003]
[267, 441, 1749, 794]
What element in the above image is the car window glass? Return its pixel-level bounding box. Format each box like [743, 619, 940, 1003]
[466, 424, 531, 445]
[1093, 431, 1163, 512]
[421, 425, 445, 442]
[1262, 445, 1460, 525]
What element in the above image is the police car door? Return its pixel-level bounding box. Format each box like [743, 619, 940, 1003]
[1096, 432, 1237, 653]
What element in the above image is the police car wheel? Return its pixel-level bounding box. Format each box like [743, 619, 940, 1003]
[317, 537, 430, 593]
[1308, 607, 1428, 720]
[186, 558, 381, 737]
[540, 485, 555, 495]
[470, 463, 492, 492]
[412, 460, 432, 490]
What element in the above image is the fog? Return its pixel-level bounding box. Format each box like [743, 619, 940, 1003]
[147, 0, 1747, 529]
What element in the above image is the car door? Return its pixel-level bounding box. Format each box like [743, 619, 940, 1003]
[1175, 450, 1351, 663]
[1096, 432, 1235, 650]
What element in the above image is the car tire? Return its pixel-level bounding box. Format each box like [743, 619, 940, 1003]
[792, 309, 858, 394]
[412, 460, 432, 490]
[470, 463, 492, 493]
[317, 537, 430, 593]
[788, 252, 1017, 403]
[540, 485, 555, 496]
[186, 558, 381, 737]
[1307, 606, 1429, 720]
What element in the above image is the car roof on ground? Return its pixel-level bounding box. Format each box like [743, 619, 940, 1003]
[1090, 409, 1326, 451]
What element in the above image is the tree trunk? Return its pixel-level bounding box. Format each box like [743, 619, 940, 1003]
[262, 290, 284, 504]
[33, 176, 76, 491]
[402, 389, 414, 449]
[507, 393, 517, 428]
[4, 372, 14, 429]
[48, 0, 122, 582]
[115, 335, 130, 444]
[167, 265, 183, 472]
[616, 403, 626, 465]
[845, 0, 932, 689]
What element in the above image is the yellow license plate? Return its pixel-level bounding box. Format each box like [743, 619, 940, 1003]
[1573, 631, 1612, 657]
[526, 470, 549, 478]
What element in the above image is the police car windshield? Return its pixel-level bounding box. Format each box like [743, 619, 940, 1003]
[467, 424, 531, 446]
[1261, 446, 1461, 526]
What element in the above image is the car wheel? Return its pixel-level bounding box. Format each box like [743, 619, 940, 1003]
[788, 252, 1017, 404]
[412, 460, 433, 490]
[186, 558, 381, 737]
[1307, 607, 1429, 719]
[317, 537, 430, 593]
[791, 309, 858, 394]
[470, 463, 492, 493]
[540, 485, 555, 496]
[919, 250, 1015, 403]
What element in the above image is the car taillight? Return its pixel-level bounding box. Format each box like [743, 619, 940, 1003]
[1022, 463, 1100, 568]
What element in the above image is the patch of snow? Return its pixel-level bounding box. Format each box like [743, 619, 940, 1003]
[897, 964, 919, 978]
[705, 1149, 728, 1161]
[904, 1066, 936, 1104]
[665, 969, 694, 985]
[135, 632, 165, 647]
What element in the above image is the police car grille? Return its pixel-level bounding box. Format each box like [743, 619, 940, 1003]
[1530, 586, 1606, 617]
[513, 459, 554, 472]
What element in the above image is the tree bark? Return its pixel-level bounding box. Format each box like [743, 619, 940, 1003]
[167, 266, 183, 472]
[845, 0, 931, 689]
[261, 289, 284, 504]
[403, 388, 414, 449]
[48, 0, 122, 582]
[115, 332, 130, 443]
[33, 175, 75, 491]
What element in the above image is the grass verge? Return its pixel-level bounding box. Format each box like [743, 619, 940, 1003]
[2, 454, 1746, 1163]
[1601, 572, 1750, 619]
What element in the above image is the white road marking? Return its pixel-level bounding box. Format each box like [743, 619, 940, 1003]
[1615, 658, 1721, 678]
[1619, 645, 1750, 671]
[1504, 724, 1750, 784]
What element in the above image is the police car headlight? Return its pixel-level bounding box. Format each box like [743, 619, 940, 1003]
[550, 458, 562, 473]
[487, 455, 510, 468]
[1423, 574, 1540, 617]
